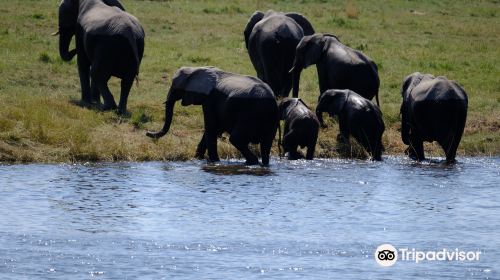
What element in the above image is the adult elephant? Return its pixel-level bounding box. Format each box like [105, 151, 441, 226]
[290, 33, 379, 105]
[146, 67, 279, 166]
[56, 0, 145, 114]
[316, 89, 385, 161]
[244, 10, 315, 98]
[400, 72, 468, 163]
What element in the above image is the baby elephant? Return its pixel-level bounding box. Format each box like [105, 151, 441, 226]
[316, 89, 385, 161]
[278, 98, 320, 160]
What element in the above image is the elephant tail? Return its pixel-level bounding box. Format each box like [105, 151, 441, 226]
[278, 120, 283, 157]
[129, 26, 145, 87]
[135, 75, 140, 87]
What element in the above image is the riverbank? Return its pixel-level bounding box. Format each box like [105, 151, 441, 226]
[0, 0, 498, 163]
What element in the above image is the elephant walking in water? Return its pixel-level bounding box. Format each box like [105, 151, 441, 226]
[400, 72, 468, 163]
[56, 0, 145, 114]
[278, 98, 319, 160]
[244, 10, 315, 98]
[146, 67, 279, 166]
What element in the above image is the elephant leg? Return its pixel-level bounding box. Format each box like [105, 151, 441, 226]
[90, 78, 100, 105]
[359, 129, 382, 161]
[205, 137, 219, 162]
[283, 130, 301, 160]
[259, 136, 273, 166]
[371, 136, 383, 161]
[442, 117, 465, 163]
[306, 132, 318, 160]
[77, 55, 92, 104]
[91, 67, 117, 111]
[408, 135, 424, 161]
[96, 79, 117, 111]
[229, 127, 258, 165]
[201, 105, 220, 162]
[355, 132, 373, 159]
[440, 135, 460, 164]
[195, 132, 207, 160]
[117, 76, 134, 115]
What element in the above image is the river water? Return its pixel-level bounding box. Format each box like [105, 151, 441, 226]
[0, 157, 498, 279]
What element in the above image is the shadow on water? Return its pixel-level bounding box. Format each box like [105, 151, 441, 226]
[201, 162, 274, 176]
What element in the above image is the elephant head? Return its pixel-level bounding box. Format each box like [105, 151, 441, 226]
[316, 89, 349, 127]
[290, 34, 338, 97]
[278, 98, 308, 120]
[146, 67, 218, 139]
[244, 10, 315, 50]
[56, 0, 125, 61]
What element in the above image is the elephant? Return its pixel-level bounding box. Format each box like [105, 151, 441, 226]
[146, 67, 279, 166]
[400, 72, 468, 163]
[291, 33, 380, 105]
[316, 89, 385, 161]
[278, 98, 319, 160]
[244, 10, 315, 98]
[56, 0, 145, 114]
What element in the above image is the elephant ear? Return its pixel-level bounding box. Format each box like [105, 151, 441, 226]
[301, 35, 324, 69]
[327, 90, 349, 116]
[285, 13, 315, 35]
[180, 68, 217, 106]
[244, 11, 264, 49]
[323, 33, 340, 42]
[102, 0, 125, 10]
[401, 73, 417, 99]
[400, 73, 429, 145]
[401, 72, 431, 100]
[278, 98, 293, 120]
[400, 100, 410, 145]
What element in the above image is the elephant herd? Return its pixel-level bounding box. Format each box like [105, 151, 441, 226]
[55, 1, 468, 165]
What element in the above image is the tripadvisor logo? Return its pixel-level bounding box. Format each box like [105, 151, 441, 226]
[375, 244, 397, 267]
[374, 244, 482, 267]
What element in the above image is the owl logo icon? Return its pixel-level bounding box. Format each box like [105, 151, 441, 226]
[375, 244, 397, 267]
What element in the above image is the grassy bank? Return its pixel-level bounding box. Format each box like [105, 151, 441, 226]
[0, 0, 498, 162]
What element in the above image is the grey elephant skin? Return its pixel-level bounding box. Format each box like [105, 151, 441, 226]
[244, 10, 315, 98]
[57, 0, 145, 114]
[278, 98, 319, 160]
[400, 72, 468, 163]
[291, 34, 380, 105]
[316, 89, 385, 161]
[146, 67, 279, 166]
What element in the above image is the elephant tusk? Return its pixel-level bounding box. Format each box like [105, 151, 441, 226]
[288, 66, 295, 74]
[51, 30, 60, 36]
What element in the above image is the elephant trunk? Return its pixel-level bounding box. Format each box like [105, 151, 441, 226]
[291, 67, 302, 98]
[146, 99, 176, 139]
[316, 109, 325, 128]
[58, 31, 76, 61]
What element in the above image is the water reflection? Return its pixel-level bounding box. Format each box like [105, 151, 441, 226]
[0, 157, 498, 279]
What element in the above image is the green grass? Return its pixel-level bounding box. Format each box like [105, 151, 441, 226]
[0, 0, 498, 162]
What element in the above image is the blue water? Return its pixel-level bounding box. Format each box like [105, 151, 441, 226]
[0, 157, 498, 279]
